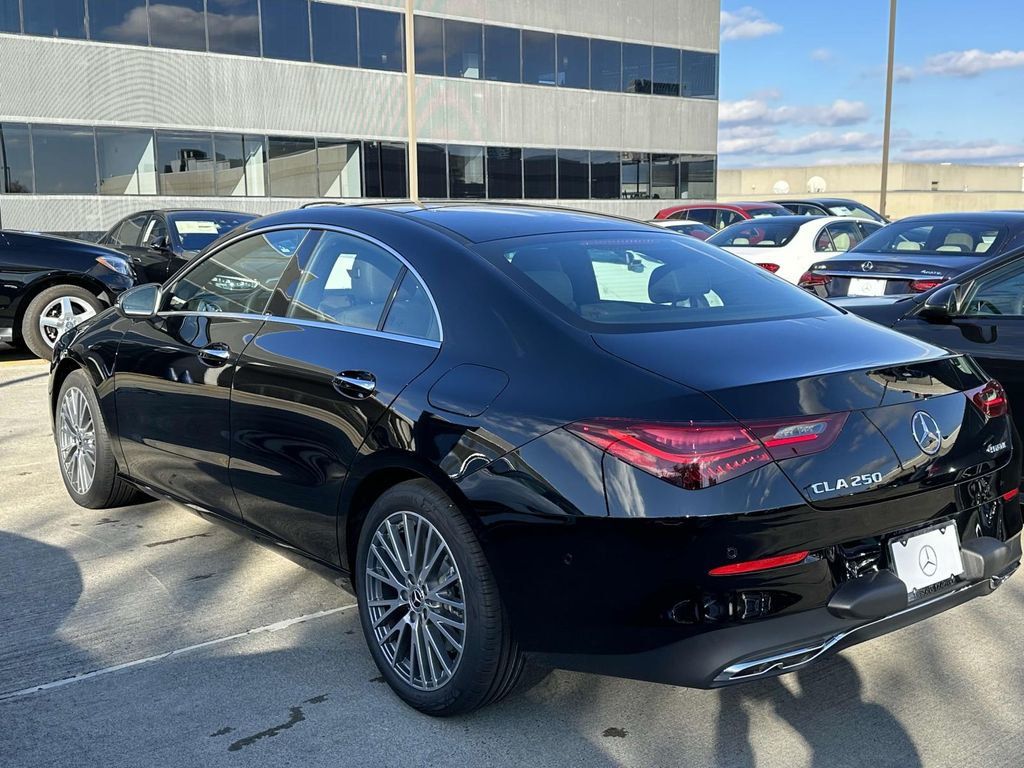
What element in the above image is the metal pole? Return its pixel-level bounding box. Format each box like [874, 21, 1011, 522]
[404, 0, 419, 203]
[879, 0, 897, 218]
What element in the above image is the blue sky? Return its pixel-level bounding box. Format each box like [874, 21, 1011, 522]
[718, 1, 1024, 167]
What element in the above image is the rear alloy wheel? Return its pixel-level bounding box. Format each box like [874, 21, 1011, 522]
[22, 285, 103, 360]
[356, 480, 523, 716]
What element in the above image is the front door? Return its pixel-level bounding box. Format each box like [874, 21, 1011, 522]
[114, 229, 302, 513]
[230, 229, 441, 564]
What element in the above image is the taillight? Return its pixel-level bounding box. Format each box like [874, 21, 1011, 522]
[567, 413, 847, 490]
[968, 380, 1008, 420]
[799, 272, 830, 287]
[909, 279, 944, 293]
[757, 263, 780, 274]
[709, 551, 809, 576]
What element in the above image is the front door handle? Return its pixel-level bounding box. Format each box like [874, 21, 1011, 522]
[197, 343, 232, 367]
[332, 371, 376, 399]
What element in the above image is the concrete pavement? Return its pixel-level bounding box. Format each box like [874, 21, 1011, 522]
[2, 344, 1023, 768]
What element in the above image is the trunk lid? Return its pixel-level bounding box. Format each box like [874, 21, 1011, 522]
[809, 252, 981, 297]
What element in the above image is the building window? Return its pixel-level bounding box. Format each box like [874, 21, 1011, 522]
[523, 149, 556, 199]
[318, 139, 361, 198]
[363, 141, 407, 198]
[556, 35, 589, 89]
[682, 51, 718, 99]
[590, 151, 619, 199]
[680, 155, 716, 198]
[157, 131, 216, 195]
[623, 44, 652, 94]
[590, 39, 621, 92]
[445, 20, 482, 79]
[448, 145, 485, 198]
[359, 8, 404, 72]
[311, 2, 356, 67]
[96, 128, 157, 195]
[90, 0, 148, 45]
[213, 134, 247, 196]
[522, 30, 555, 86]
[483, 25, 520, 83]
[261, 0, 310, 62]
[0, 0, 19, 33]
[414, 16, 444, 76]
[417, 143, 448, 198]
[621, 152, 650, 199]
[208, 0, 260, 56]
[650, 154, 678, 200]
[148, 0, 205, 52]
[267, 136, 317, 197]
[0, 124, 34, 193]
[557, 150, 589, 199]
[23, 0, 86, 39]
[652, 47, 680, 97]
[486, 147, 522, 199]
[243, 135, 268, 195]
[32, 125, 97, 194]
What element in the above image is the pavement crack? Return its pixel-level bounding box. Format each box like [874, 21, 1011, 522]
[145, 532, 212, 548]
[602, 727, 628, 738]
[227, 707, 306, 752]
[209, 727, 234, 737]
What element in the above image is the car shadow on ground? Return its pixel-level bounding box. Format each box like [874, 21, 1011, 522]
[0, 343, 39, 364]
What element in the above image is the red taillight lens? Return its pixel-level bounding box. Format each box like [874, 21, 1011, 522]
[1002, 488, 1019, 503]
[567, 413, 847, 490]
[757, 263, 781, 273]
[709, 551, 809, 576]
[968, 380, 1008, 420]
[909, 279, 944, 293]
[799, 271, 830, 287]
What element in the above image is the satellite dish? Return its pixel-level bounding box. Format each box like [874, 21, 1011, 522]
[807, 176, 827, 193]
[772, 180, 790, 194]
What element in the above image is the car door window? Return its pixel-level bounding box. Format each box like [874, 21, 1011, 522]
[961, 260, 1024, 318]
[678, 208, 713, 225]
[814, 226, 835, 252]
[824, 222, 864, 252]
[287, 231, 403, 332]
[857, 222, 883, 240]
[717, 210, 744, 229]
[144, 216, 167, 248]
[382, 270, 441, 341]
[167, 229, 306, 314]
[109, 214, 149, 247]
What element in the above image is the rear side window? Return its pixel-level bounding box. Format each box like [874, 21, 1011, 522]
[110, 215, 149, 247]
[478, 231, 836, 331]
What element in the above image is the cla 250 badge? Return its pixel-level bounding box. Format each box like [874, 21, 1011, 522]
[810, 472, 884, 495]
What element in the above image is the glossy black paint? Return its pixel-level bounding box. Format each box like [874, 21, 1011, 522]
[50, 203, 1022, 689]
[0, 230, 134, 344]
[770, 197, 887, 223]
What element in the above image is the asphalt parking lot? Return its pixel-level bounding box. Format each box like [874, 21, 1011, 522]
[2, 344, 1024, 768]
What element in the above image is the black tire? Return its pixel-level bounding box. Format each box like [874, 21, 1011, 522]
[55, 370, 145, 509]
[355, 479, 524, 716]
[22, 285, 104, 361]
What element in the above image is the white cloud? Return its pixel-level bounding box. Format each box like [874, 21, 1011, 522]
[719, 130, 881, 157]
[895, 139, 1024, 163]
[923, 49, 1024, 78]
[810, 48, 833, 63]
[720, 7, 782, 41]
[719, 98, 870, 127]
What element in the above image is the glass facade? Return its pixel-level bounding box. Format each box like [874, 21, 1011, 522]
[483, 26, 520, 84]
[0, 124, 34, 194]
[89, 0, 148, 45]
[556, 35, 589, 89]
[359, 8, 404, 72]
[448, 145, 485, 198]
[444, 20, 482, 79]
[208, 0, 260, 56]
[311, 2, 356, 67]
[23, 0, 87, 39]
[417, 143, 448, 198]
[97, 128, 156, 195]
[149, 0, 205, 52]
[590, 39, 621, 92]
[486, 147, 522, 199]
[31, 126, 96, 194]
[522, 30, 556, 86]
[262, 0, 310, 63]
[557, 150, 589, 199]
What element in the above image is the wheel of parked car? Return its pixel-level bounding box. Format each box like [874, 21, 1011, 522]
[55, 370, 144, 509]
[23, 285, 104, 360]
[355, 480, 524, 716]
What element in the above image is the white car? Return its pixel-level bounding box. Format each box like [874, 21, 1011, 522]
[646, 219, 716, 240]
[706, 215, 886, 284]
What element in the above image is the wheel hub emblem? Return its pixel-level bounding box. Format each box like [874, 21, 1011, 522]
[919, 544, 938, 577]
[912, 411, 942, 455]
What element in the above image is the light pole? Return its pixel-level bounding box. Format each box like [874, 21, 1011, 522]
[879, 0, 897, 218]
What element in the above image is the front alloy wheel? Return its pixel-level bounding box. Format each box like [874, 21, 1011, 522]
[39, 295, 98, 350]
[58, 385, 97, 495]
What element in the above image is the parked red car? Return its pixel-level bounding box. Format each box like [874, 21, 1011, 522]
[654, 201, 791, 229]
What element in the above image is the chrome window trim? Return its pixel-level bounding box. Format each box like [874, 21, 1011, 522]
[164, 222, 444, 344]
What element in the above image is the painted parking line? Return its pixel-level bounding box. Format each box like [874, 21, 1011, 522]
[0, 358, 48, 369]
[0, 604, 358, 703]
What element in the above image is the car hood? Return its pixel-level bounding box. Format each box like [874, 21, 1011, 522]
[812, 251, 984, 276]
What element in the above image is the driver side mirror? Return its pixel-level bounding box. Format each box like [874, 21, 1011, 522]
[149, 234, 171, 252]
[117, 283, 163, 319]
[915, 282, 960, 324]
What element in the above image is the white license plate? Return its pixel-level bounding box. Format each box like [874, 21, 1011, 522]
[889, 521, 964, 598]
[848, 277, 887, 296]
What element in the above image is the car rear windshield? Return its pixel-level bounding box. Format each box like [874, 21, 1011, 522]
[825, 203, 879, 220]
[170, 213, 253, 252]
[476, 231, 837, 331]
[707, 219, 801, 248]
[747, 207, 788, 218]
[853, 220, 1004, 256]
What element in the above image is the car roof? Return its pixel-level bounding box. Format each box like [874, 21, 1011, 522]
[890, 211, 1024, 224]
[664, 201, 789, 211]
[774, 198, 862, 206]
[114, 208, 256, 217]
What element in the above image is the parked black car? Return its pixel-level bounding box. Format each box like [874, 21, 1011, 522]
[0, 230, 135, 359]
[836, 245, 1024, 416]
[98, 209, 256, 283]
[50, 204, 1021, 715]
[800, 212, 1024, 298]
[770, 197, 887, 223]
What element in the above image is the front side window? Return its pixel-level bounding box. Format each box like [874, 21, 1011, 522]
[854, 222, 1005, 256]
[478, 232, 835, 331]
[961, 259, 1024, 318]
[168, 230, 305, 314]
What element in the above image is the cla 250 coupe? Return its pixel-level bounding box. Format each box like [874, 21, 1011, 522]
[50, 204, 1022, 715]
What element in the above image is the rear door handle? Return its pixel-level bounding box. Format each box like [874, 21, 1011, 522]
[197, 343, 232, 367]
[332, 371, 376, 399]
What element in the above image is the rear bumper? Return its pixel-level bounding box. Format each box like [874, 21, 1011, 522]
[530, 532, 1020, 689]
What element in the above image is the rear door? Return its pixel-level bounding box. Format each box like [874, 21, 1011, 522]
[112, 214, 169, 281]
[114, 229, 301, 513]
[229, 228, 441, 564]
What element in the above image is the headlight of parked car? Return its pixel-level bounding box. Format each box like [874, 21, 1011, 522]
[95, 255, 135, 278]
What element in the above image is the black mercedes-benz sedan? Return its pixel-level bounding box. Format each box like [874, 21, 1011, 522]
[800, 212, 1024, 298]
[49, 204, 1021, 715]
